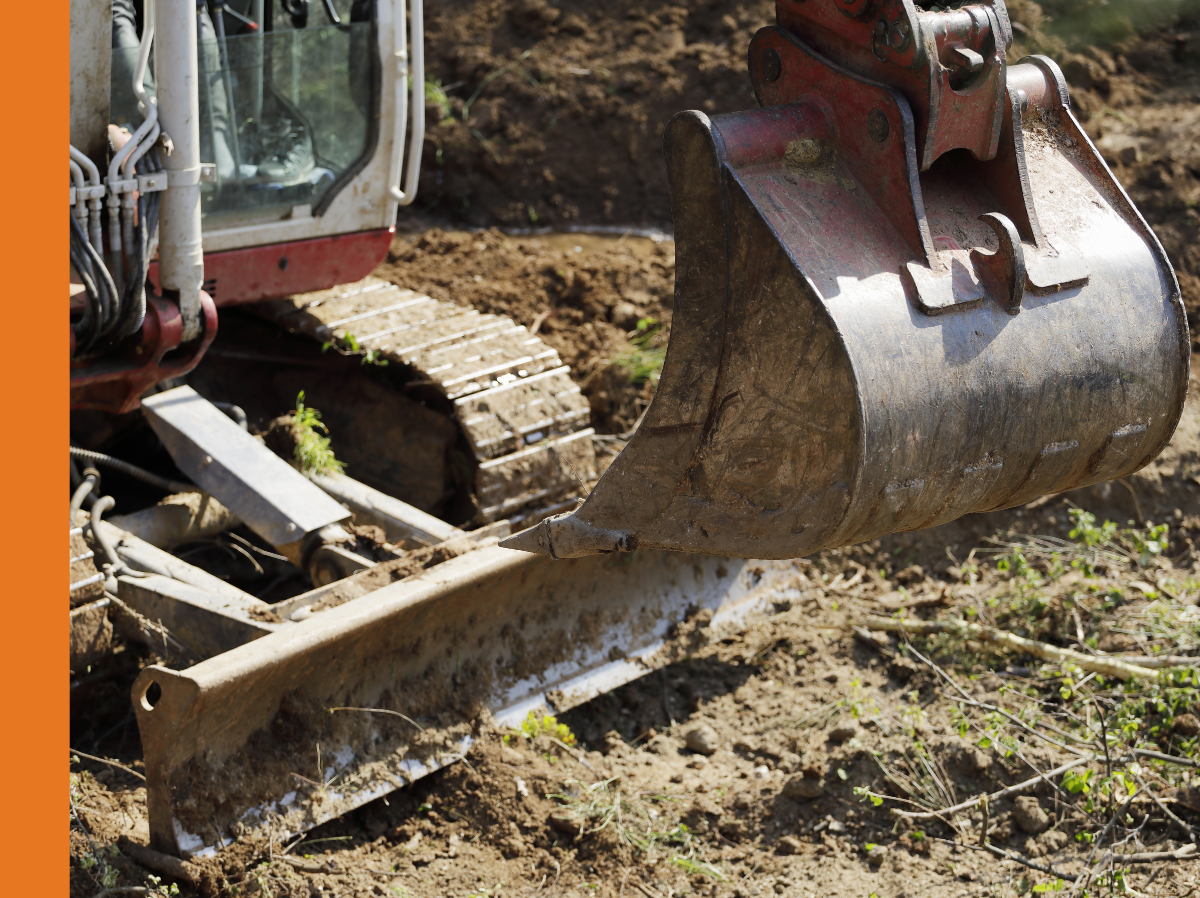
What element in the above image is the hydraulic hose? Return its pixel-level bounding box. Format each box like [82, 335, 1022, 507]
[69, 144, 105, 250]
[70, 469, 101, 520]
[70, 158, 90, 242]
[87, 495, 150, 579]
[69, 446, 196, 495]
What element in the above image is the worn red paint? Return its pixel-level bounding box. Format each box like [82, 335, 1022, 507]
[148, 227, 395, 307]
[70, 292, 218, 414]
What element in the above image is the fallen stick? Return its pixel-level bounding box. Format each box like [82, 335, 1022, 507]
[893, 757, 1091, 820]
[857, 618, 1161, 681]
[116, 837, 198, 885]
[547, 735, 595, 772]
[933, 838, 1077, 882]
[1117, 844, 1198, 863]
[1128, 748, 1200, 769]
[71, 749, 147, 783]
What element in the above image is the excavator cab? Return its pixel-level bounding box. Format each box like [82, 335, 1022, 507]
[503, 0, 1189, 561]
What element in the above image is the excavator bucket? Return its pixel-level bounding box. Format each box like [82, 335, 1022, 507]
[502, 1, 1188, 561]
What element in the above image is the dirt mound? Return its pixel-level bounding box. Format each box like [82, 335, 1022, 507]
[415, 1, 774, 228]
[413, 2, 1200, 338]
[378, 229, 674, 435]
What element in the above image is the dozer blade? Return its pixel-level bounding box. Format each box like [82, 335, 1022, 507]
[133, 545, 803, 856]
[501, 6, 1188, 561]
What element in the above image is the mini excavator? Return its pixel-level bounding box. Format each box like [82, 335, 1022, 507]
[69, 0, 1186, 857]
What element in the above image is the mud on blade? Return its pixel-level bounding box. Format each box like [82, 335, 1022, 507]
[134, 545, 805, 856]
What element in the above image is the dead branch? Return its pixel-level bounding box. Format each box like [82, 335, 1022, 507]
[1129, 748, 1200, 769]
[1116, 844, 1198, 863]
[71, 749, 147, 783]
[934, 838, 1077, 881]
[117, 837, 199, 885]
[858, 617, 1161, 680]
[893, 757, 1090, 820]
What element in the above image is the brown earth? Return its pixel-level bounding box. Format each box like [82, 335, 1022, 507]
[411, 1, 1200, 334]
[69, 378, 1200, 896]
[70, 3, 1200, 896]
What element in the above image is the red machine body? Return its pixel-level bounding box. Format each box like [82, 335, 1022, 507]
[69, 227, 394, 413]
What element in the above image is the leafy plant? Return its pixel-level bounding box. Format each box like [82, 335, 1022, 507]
[612, 317, 667, 386]
[424, 78, 452, 120]
[322, 330, 388, 366]
[291, 391, 345, 476]
[515, 710, 577, 746]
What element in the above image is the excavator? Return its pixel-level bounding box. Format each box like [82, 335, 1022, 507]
[69, 0, 1187, 858]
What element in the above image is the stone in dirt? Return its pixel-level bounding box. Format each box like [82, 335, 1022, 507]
[782, 774, 825, 800]
[685, 723, 720, 755]
[549, 810, 581, 836]
[1013, 796, 1050, 834]
[866, 844, 889, 866]
[1174, 713, 1200, 736]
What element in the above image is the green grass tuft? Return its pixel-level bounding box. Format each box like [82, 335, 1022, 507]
[292, 391, 345, 476]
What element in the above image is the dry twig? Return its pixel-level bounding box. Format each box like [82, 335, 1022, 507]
[893, 757, 1090, 820]
[71, 749, 147, 783]
[859, 617, 1162, 680]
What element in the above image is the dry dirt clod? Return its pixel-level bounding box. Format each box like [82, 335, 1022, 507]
[684, 723, 720, 755]
[776, 835, 803, 855]
[866, 844, 889, 867]
[1174, 712, 1200, 736]
[1013, 796, 1051, 834]
[782, 774, 826, 800]
[827, 724, 860, 745]
[549, 810, 581, 836]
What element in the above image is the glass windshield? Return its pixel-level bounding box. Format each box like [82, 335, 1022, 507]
[112, 0, 376, 229]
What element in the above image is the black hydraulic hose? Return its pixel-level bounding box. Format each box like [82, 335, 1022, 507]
[69, 446, 196, 495]
[69, 219, 100, 353]
[114, 150, 160, 341]
[211, 401, 248, 429]
[71, 212, 121, 345]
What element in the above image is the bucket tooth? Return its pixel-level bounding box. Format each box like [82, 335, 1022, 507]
[526, 33, 1187, 560]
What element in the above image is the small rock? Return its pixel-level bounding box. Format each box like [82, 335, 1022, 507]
[687, 755, 709, 769]
[611, 301, 643, 330]
[685, 724, 720, 755]
[782, 774, 825, 800]
[866, 844, 889, 867]
[1013, 796, 1050, 834]
[827, 819, 847, 834]
[549, 810, 581, 836]
[754, 765, 771, 780]
[827, 724, 860, 745]
[514, 777, 530, 798]
[501, 745, 528, 766]
[734, 792, 754, 810]
[1174, 713, 1200, 737]
[776, 835, 803, 855]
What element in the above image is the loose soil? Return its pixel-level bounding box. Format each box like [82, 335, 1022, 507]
[70, 4, 1200, 897]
